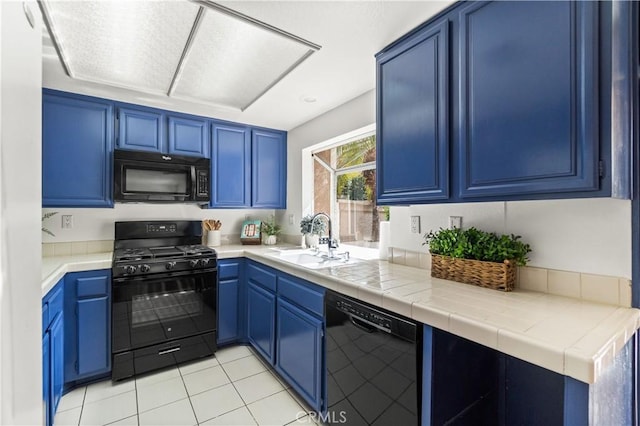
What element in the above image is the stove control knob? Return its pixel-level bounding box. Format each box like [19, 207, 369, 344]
[165, 261, 176, 270]
[189, 259, 200, 268]
[200, 258, 210, 266]
[140, 264, 151, 273]
[123, 265, 137, 274]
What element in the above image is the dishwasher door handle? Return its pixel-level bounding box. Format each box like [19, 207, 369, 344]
[349, 315, 390, 334]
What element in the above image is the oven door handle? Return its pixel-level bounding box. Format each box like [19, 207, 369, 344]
[112, 268, 217, 284]
[158, 346, 181, 355]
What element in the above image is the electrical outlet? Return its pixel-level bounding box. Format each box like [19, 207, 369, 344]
[61, 215, 73, 229]
[449, 216, 462, 229]
[410, 216, 421, 234]
[288, 214, 294, 225]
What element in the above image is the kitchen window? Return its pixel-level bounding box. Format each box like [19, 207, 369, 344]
[310, 130, 386, 258]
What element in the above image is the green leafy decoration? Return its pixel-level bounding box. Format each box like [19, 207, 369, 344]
[423, 227, 531, 266]
[42, 211, 58, 237]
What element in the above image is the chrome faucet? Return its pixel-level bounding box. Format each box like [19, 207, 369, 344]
[310, 212, 339, 258]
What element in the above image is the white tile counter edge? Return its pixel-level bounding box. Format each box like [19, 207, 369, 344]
[42, 245, 640, 385]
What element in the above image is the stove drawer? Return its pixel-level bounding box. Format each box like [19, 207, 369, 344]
[112, 331, 216, 381]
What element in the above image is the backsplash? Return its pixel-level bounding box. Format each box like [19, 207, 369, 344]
[389, 198, 631, 279]
[388, 246, 631, 308]
[42, 240, 112, 257]
[41, 204, 276, 243]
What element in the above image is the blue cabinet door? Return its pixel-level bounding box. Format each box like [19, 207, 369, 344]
[50, 313, 64, 414]
[76, 296, 110, 377]
[64, 270, 111, 383]
[210, 123, 251, 208]
[117, 106, 164, 152]
[275, 298, 323, 412]
[218, 278, 239, 344]
[457, 1, 599, 198]
[168, 114, 209, 157]
[376, 19, 450, 204]
[42, 90, 113, 207]
[247, 282, 276, 365]
[251, 129, 287, 209]
[42, 332, 51, 426]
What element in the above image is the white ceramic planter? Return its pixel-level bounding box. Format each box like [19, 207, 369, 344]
[264, 235, 277, 245]
[207, 230, 221, 246]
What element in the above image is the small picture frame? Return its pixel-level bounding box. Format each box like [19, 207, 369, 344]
[240, 220, 262, 245]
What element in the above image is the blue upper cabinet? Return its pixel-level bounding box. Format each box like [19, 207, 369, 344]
[251, 129, 287, 209]
[376, 1, 615, 204]
[211, 123, 251, 208]
[376, 19, 450, 204]
[116, 106, 164, 153]
[43, 90, 113, 207]
[210, 125, 287, 209]
[457, 1, 599, 199]
[168, 114, 209, 157]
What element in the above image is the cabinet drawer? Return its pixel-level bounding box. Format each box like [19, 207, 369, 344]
[219, 262, 240, 280]
[247, 262, 276, 293]
[77, 276, 109, 298]
[278, 276, 324, 317]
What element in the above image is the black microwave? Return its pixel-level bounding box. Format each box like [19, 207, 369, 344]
[114, 149, 210, 204]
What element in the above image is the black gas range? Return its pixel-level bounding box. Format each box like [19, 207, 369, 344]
[111, 221, 217, 381]
[113, 244, 217, 277]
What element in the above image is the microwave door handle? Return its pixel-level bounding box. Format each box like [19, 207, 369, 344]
[190, 166, 196, 199]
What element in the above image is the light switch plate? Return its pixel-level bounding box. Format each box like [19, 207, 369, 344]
[410, 216, 421, 234]
[61, 215, 73, 229]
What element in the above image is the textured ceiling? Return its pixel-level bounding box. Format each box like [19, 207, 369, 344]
[42, 1, 454, 131]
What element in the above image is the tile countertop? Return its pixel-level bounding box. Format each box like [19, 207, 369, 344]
[41, 245, 640, 385]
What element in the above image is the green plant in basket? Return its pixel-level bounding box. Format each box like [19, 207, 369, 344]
[423, 227, 531, 266]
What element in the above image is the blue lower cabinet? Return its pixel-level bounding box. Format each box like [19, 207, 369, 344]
[50, 314, 65, 414]
[42, 333, 50, 426]
[247, 282, 276, 365]
[64, 270, 111, 384]
[276, 298, 323, 412]
[423, 326, 633, 425]
[217, 259, 245, 345]
[244, 261, 325, 412]
[42, 278, 64, 426]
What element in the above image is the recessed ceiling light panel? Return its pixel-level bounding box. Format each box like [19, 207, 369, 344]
[41, 1, 200, 94]
[172, 7, 317, 110]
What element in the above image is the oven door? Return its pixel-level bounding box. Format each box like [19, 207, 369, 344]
[112, 269, 216, 354]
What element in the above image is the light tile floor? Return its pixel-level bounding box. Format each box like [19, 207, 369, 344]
[54, 345, 320, 426]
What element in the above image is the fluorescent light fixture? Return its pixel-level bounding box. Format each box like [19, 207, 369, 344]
[39, 0, 321, 110]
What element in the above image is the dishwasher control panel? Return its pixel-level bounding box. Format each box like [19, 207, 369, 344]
[336, 300, 392, 330]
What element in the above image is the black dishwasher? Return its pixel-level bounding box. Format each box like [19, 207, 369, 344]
[325, 291, 422, 426]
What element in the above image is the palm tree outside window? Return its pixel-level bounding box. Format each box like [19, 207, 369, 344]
[312, 134, 385, 252]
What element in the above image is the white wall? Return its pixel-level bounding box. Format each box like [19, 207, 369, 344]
[42, 205, 275, 243]
[391, 198, 631, 278]
[283, 88, 632, 279]
[278, 89, 375, 236]
[0, 2, 42, 424]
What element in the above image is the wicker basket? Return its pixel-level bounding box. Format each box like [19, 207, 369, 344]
[430, 254, 516, 292]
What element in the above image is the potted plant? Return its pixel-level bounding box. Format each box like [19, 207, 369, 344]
[423, 227, 531, 291]
[261, 216, 281, 245]
[300, 215, 327, 248]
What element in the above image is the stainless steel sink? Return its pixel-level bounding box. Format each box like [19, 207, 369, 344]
[266, 248, 359, 269]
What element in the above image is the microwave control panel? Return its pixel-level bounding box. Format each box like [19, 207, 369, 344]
[196, 170, 209, 197]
